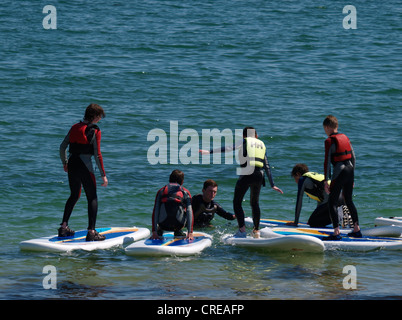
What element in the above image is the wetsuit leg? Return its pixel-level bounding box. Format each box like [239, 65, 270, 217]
[249, 170, 263, 230]
[81, 170, 98, 230]
[233, 169, 263, 229]
[342, 165, 358, 226]
[328, 176, 344, 229]
[62, 156, 98, 230]
[233, 175, 250, 229]
[308, 203, 332, 227]
[329, 165, 358, 229]
[62, 157, 82, 225]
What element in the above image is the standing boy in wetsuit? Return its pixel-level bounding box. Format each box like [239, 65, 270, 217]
[200, 127, 283, 238]
[323, 115, 361, 239]
[59, 104, 108, 241]
[151, 170, 194, 240]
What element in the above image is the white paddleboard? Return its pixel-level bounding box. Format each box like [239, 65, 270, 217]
[125, 232, 212, 257]
[375, 217, 402, 227]
[20, 227, 150, 253]
[245, 217, 402, 238]
[271, 227, 402, 252]
[222, 227, 325, 253]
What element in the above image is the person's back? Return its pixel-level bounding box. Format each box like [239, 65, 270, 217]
[151, 170, 194, 240]
[157, 182, 190, 231]
[234, 127, 283, 238]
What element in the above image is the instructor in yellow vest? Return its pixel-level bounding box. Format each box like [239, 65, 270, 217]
[199, 127, 283, 238]
[234, 127, 283, 238]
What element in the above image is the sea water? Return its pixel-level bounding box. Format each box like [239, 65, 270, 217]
[0, 1, 401, 300]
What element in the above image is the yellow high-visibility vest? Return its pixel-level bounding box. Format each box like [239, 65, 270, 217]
[245, 137, 266, 168]
[302, 172, 330, 202]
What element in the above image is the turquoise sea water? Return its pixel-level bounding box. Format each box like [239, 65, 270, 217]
[0, 1, 401, 301]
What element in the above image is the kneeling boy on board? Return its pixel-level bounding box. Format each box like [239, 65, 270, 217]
[151, 170, 194, 240]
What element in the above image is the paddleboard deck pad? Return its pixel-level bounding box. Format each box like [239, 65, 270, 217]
[20, 227, 150, 253]
[222, 228, 325, 253]
[271, 227, 402, 252]
[245, 217, 402, 237]
[125, 232, 212, 256]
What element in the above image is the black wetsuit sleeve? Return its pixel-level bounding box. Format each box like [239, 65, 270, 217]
[214, 201, 235, 220]
[350, 144, 356, 168]
[263, 155, 275, 188]
[209, 140, 243, 154]
[59, 131, 70, 165]
[294, 177, 306, 225]
[184, 189, 193, 233]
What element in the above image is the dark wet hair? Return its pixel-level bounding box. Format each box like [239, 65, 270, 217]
[84, 103, 105, 122]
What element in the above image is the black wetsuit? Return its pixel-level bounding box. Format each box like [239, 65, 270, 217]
[152, 183, 193, 234]
[295, 176, 332, 227]
[210, 139, 276, 231]
[192, 194, 235, 227]
[59, 121, 106, 230]
[324, 133, 358, 229]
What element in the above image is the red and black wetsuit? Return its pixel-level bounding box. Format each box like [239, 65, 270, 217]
[324, 133, 358, 229]
[59, 121, 106, 230]
[152, 183, 193, 235]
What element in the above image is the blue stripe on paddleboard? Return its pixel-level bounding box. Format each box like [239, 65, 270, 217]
[144, 236, 207, 247]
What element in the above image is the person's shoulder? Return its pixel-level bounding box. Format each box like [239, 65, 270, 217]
[297, 176, 308, 187]
[299, 175, 308, 182]
[70, 121, 82, 129]
[181, 186, 192, 197]
[88, 123, 101, 132]
[192, 193, 202, 201]
[156, 185, 167, 194]
[211, 199, 222, 208]
[182, 186, 191, 193]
